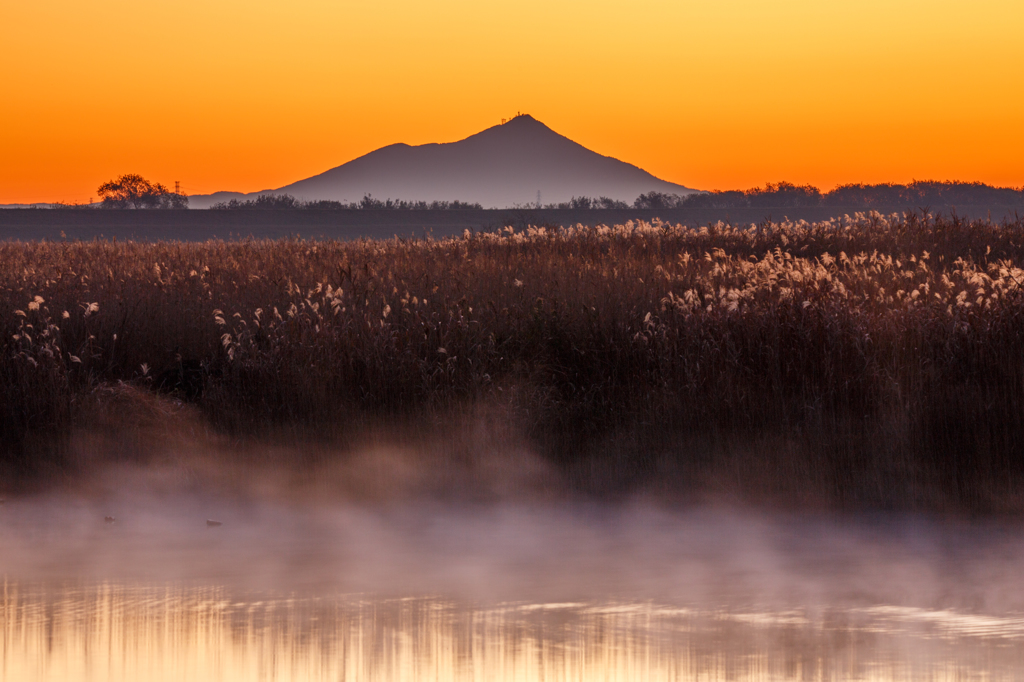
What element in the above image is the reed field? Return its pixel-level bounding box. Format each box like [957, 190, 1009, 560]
[3, 211, 1024, 510]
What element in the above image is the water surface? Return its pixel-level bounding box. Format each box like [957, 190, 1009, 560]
[2, 496, 1023, 681]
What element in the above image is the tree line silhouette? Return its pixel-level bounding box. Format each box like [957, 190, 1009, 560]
[632, 181, 1024, 210]
[210, 182, 1023, 211]
[86, 176, 1023, 211]
[211, 194, 484, 210]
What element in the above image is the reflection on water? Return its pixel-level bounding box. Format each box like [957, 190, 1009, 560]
[4, 495, 1024, 681]
[4, 582, 1024, 682]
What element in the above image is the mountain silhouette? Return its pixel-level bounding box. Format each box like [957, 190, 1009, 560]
[190, 115, 694, 208]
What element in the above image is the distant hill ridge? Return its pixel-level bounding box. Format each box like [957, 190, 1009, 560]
[189, 114, 695, 209]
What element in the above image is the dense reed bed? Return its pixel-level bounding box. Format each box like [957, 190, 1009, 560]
[3, 212, 1024, 510]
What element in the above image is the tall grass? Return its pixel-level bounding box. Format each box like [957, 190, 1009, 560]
[3, 211, 1024, 509]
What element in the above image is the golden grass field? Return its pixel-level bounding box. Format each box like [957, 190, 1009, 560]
[3, 211, 1024, 510]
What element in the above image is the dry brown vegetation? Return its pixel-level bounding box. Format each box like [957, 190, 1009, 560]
[3, 211, 1024, 510]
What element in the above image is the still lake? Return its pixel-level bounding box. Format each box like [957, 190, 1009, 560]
[2, 496, 1023, 681]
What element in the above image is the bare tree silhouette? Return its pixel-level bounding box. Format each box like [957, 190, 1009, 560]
[98, 174, 188, 209]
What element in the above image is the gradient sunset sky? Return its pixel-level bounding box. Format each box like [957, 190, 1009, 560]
[2, 0, 1022, 204]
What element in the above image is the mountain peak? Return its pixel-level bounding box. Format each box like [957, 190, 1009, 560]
[502, 113, 542, 126]
[468, 113, 560, 143]
[191, 118, 694, 208]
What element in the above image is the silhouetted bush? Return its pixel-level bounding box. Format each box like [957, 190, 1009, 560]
[660, 190, 727, 209]
[746, 181, 821, 207]
[211, 194, 302, 210]
[551, 196, 629, 209]
[633, 191, 678, 209]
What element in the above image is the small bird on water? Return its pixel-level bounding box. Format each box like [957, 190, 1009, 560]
[206, 519, 223, 527]
[104, 516, 116, 524]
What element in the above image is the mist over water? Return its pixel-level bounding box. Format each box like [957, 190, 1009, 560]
[3, 444, 1024, 680]
[3, 487, 1024, 609]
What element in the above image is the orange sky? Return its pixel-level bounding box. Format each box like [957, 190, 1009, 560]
[2, 0, 1022, 204]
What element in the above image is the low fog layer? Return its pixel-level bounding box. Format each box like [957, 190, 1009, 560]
[1, 454, 1022, 614]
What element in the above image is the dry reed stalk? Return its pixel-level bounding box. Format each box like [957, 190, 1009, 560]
[2, 212, 1023, 510]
